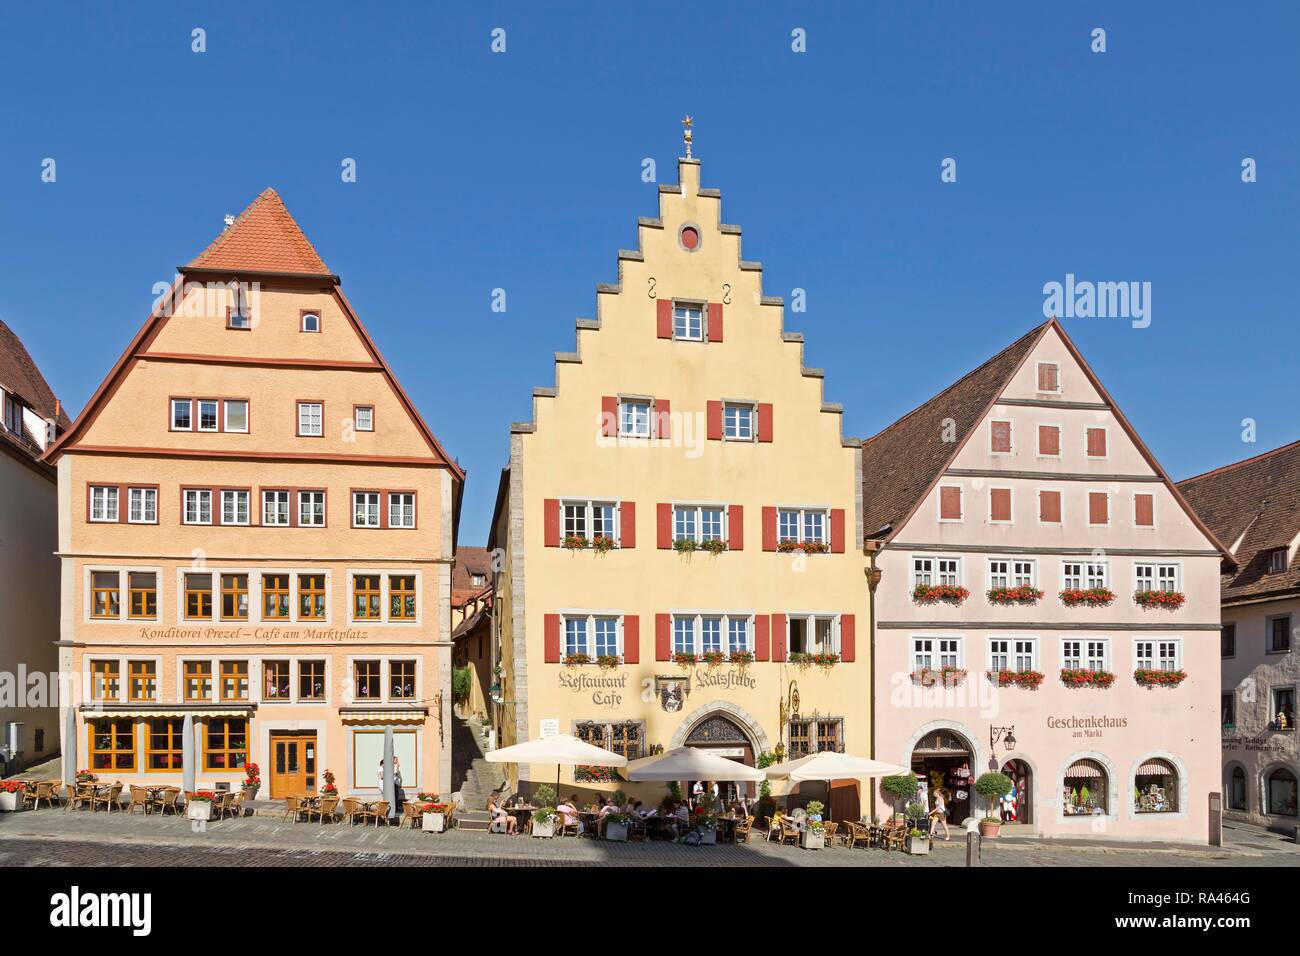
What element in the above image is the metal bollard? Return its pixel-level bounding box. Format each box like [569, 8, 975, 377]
[966, 831, 980, 866]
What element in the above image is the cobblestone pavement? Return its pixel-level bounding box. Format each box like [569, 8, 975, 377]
[1, 808, 1297, 866]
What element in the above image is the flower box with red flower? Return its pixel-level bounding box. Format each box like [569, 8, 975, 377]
[562, 534, 589, 551]
[595, 654, 621, 670]
[911, 584, 970, 606]
[777, 539, 829, 554]
[701, 650, 727, 668]
[1134, 668, 1188, 687]
[987, 669, 1045, 689]
[0, 780, 27, 811]
[1059, 587, 1115, 608]
[728, 650, 755, 667]
[1060, 668, 1116, 688]
[563, 652, 592, 668]
[910, 666, 965, 687]
[811, 652, 841, 669]
[1133, 590, 1186, 611]
[422, 802, 451, 831]
[75, 770, 97, 784]
[574, 765, 623, 783]
[673, 651, 698, 668]
[187, 790, 217, 821]
[987, 585, 1045, 606]
[591, 533, 617, 553]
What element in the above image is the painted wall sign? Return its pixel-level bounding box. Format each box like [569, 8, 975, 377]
[557, 670, 627, 708]
[140, 626, 372, 642]
[692, 668, 756, 692]
[1046, 715, 1129, 739]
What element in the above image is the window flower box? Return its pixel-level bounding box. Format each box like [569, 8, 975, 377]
[590, 534, 617, 553]
[700, 538, 728, 555]
[1060, 668, 1116, 688]
[1134, 668, 1187, 687]
[1059, 587, 1115, 608]
[728, 650, 755, 667]
[673, 651, 698, 668]
[563, 653, 592, 668]
[562, 534, 589, 551]
[987, 669, 1045, 689]
[987, 585, 1044, 606]
[595, 654, 621, 671]
[911, 666, 966, 687]
[1133, 590, 1186, 611]
[673, 538, 698, 554]
[777, 539, 829, 554]
[911, 584, 970, 605]
[789, 651, 841, 670]
[701, 650, 727, 668]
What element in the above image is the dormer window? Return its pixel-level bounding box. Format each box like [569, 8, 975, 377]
[1268, 548, 1290, 573]
[300, 312, 322, 333]
[1036, 362, 1061, 393]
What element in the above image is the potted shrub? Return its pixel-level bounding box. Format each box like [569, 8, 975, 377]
[881, 774, 919, 824]
[241, 762, 261, 801]
[531, 785, 558, 838]
[802, 800, 826, 849]
[974, 772, 1013, 837]
[187, 790, 217, 822]
[906, 826, 930, 855]
[422, 801, 450, 832]
[0, 780, 27, 812]
[604, 811, 630, 842]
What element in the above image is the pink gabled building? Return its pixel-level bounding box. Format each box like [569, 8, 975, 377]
[865, 319, 1233, 843]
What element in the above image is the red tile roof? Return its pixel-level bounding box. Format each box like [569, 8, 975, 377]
[185, 188, 333, 276]
[452, 546, 493, 606]
[0, 319, 70, 430]
[1178, 440, 1300, 603]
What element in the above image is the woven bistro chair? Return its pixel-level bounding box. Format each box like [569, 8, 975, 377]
[780, 818, 801, 846]
[24, 781, 60, 811]
[341, 798, 363, 826]
[307, 795, 339, 825]
[764, 814, 783, 842]
[364, 801, 390, 827]
[821, 821, 839, 847]
[125, 785, 151, 815]
[66, 784, 93, 812]
[157, 787, 182, 816]
[94, 782, 124, 813]
[281, 795, 303, 822]
[226, 790, 245, 820]
[402, 802, 423, 829]
[733, 814, 754, 844]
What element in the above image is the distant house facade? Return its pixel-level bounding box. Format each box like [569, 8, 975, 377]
[451, 546, 494, 722]
[1179, 440, 1300, 830]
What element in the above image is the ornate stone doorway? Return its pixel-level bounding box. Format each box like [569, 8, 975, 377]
[682, 712, 758, 801]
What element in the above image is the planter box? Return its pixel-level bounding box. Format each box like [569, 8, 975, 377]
[979, 820, 1001, 838]
[906, 834, 930, 856]
[697, 826, 717, 845]
[0, 791, 24, 812]
[422, 812, 446, 833]
[187, 801, 212, 822]
[604, 821, 628, 842]
[802, 829, 825, 850]
[531, 817, 556, 838]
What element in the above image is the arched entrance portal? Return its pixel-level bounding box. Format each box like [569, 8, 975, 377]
[910, 729, 976, 824]
[1000, 759, 1033, 825]
[683, 713, 758, 802]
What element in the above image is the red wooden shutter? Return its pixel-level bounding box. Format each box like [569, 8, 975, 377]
[1038, 425, 1060, 457]
[543, 498, 561, 547]
[543, 614, 561, 663]
[657, 503, 672, 549]
[655, 399, 671, 441]
[706, 400, 722, 441]
[656, 299, 672, 338]
[623, 615, 639, 664]
[620, 500, 636, 548]
[939, 486, 962, 520]
[1038, 362, 1059, 391]
[655, 613, 671, 661]
[601, 396, 618, 438]
[830, 508, 845, 553]
[1089, 491, 1109, 525]
[990, 488, 1011, 522]
[728, 504, 744, 551]
[1039, 490, 1061, 523]
[840, 614, 856, 663]
[1087, 427, 1107, 457]
[771, 614, 787, 662]
[754, 615, 770, 661]
[762, 506, 777, 551]
[707, 302, 723, 342]
[757, 403, 774, 442]
[1134, 493, 1154, 527]
[991, 421, 1011, 453]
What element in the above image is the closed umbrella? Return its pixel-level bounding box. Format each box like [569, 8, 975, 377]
[382, 726, 396, 819]
[627, 747, 765, 782]
[182, 714, 195, 794]
[484, 733, 626, 792]
[763, 752, 911, 822]
[62, 706, 76, 786]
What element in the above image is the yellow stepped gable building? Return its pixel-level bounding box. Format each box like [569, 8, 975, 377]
[489, 135, 871, 814]
[47, 190, 463, 800]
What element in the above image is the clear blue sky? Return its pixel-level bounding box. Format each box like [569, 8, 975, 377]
[3, 2, 1296, 543]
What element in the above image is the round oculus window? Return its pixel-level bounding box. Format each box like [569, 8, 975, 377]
[679, 225, 700, 250]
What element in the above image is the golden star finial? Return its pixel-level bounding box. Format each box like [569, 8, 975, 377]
[682, 115, 694, 158]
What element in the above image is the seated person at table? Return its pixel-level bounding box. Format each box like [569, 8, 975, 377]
[630, 800, 648, 818]
[556, 797, 582, 833]
[487, 795, 518, 834]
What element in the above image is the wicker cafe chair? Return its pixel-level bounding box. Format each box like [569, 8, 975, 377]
[94, 782, 123, 813]
[733, 814, 754, 843]
[342, 798, 363, 825]
[126, 785, 151, 815]
[281, 795, 303, 822]
[24, 781, 60, 811]
[307, 796, 339, 825]
[764, 815, 783, 842]
[66, 784, 93, 812]
[367, 801, 390, 827]
[780, 819, 801, 846]
[882, 820, 907, 852]
[225, 790, 245, 819]
[158, 787, 182, 816]
[821, 821, 839, 847]
[403, 802, 423, 829]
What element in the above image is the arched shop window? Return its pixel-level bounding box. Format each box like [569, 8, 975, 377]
[1266, 768, 1298, 817]
[1133, 758, 1179, 813]
[1062, 759, 1108, 816]
[1227, 766, 1247, 811]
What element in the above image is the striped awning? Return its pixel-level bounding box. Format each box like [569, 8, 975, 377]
[1136, 760, 1175, 776]
[339, 710, 428, 724]
[80, 708, 249, 718]
[1065, 760, 1104, 779]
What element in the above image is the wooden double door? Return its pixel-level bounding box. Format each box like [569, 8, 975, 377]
[270, 732, 318, 798]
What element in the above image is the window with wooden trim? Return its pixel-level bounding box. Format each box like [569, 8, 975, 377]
[128, 660, 156, 701]
[390, 660, 417, 699]
[297, 401, 323, 437]
[89, 485, 119, 522]
[146, 718, 184, 772]
[183, 489, 212, 525]
[1134, 493, 1155, 527]
[220, 574, 249, 621]
[89, 719, 135, 772]
[353, 575, 382, 620]
[90, 571, 120, 618]
[1221, 623, 1236, 658]
[353, 492, 381, 528]
[298, 574, 326, 620]
[263, 660, 290, 700]
[1039, 489, 1062, 523]
[1037, 362, 1061, 392]
[389, 575, 417, 620]
[260, 490, 289, 527]
[127, 487, 157, 523]
[171, 398, 192, 430]
[1268, 615, 1292, 653]
[939, 486, 963, 521]
[203, 717, 248, 771]
[1268, 548, 1290, 574]
[184, 661, 212, 701]
[608, 720, 643, 760]
[224, 400, 249, 433]
[1086, 427, 1108, 458]
[197, 399, 219, 432]
[128, 572, 157, 619]
[221, 489, 250, 526]
[300, 312, 321, 333]
[816, 718, 845, 754]
[354, 406, 374, 432]
[262, 574, 290, 620]
[298, 660, 326, 700]
[184, 573, 212, 620]
[388, 492, 415, 528]
[298, 490, 325, 527]
[1038, 424, 1061, 457]
[355, 660, 381, 699]
[219, 660, 249, 701]
[1088, 491, 1110, 526]
[90, 659, 119, 700]
[990, 420, 1012, 454]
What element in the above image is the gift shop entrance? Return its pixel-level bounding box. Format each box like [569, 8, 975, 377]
[910, 729, 975, 823]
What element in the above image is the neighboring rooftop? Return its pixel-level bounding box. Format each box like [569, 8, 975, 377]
[0, 318, 68, 468]
[185, 188, 333, 277]
[1178, 440, 1300, 604]
[453, 546, 494, 605]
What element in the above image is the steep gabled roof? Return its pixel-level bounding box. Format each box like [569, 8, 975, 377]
[452, 545, 493, 605]
[860, 321, 1047, 540]
[1178, 440, 1300, 603]
[0, 319, 70, 428]
[185, 188, 333, 277]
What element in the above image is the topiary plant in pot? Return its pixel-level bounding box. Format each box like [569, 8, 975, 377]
[974, 772, 1013, 838]
[881, 774, 919, 825]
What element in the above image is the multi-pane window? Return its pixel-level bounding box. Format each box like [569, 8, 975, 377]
[298, 574, 326, 620]
[988, 560, 1035, 588]
[911, 638, 960, 670]
[1062, 562, 1107, 589]
[146, 719, 184, 772]
[220, 660, 249, 701]
[298, 660, 326, 700]
[990, 639, 1037, 672]
[608, 721, 642, 760]
[90, 660, 119, 700]
[912, 557, 934, 587]
[723, 403, 754, 440]
[778, 508, 827, 546]
[127, 487, 157, 523]
[672, 303, 703, 341]
[816, 719, 844, 754]
[1064, 639, 1108, 671]
[128, 572, 156, 619]
[89, 485, 119, 522]
[1272, 687, 1296, 728]
[353, 492, 381, 528]
[727, 618, 750, 653]
[388, 493, 416, 529]
[220, 574, 249, 621]
[184, 661, 212, 701]
[262, 491, 290, 526]
[89, 719, 135, 772]
[1135, 563, 1179, 593]
[297, 402, 323, 437]
[263, 660, 290, 700]
[1269, 616, 1292, 653]
[353, 575, 382, 619]
[128, 661, 156, 701]
[354, 406, 374, 432]
[1269, 548, 1290, 573]
[788, 717, 845, 756]
[391, 660, 417, 699]
[390, 575, 417, 620]
[221, 489, 250, 525]
[619, 399, 652, 438]
[788, 719, 812, 758]
[701, 617, 723, 654]
[563, 614, 621, 659]
[90, 571, 120, 618]
[675, 504, 724, 543]
[204, 718, 248, 771]
[224, 400, 249, 432]
[1136, 640, 1180, 672]
[298, 491, 325, 527]
[197, 400, 219, 432]
[989, 639, 1009, 672]
[262, 574, 290, 619]
[183, 489, 212, 525]
[355, 660, 381, 699]
[592, 617, 619, 658]
[184, 573, 212, 620]
[1221, 623, 1236, 658]
[787, 615, 839, 656]
[171, 399, 192, 430]
[672, 616, 694, 655]
[670, 614, 752, 656]
[563, 500, 618, 543]
[1063, 640, 1080, 669]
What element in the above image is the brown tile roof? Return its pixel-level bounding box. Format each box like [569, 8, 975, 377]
[860, 321, 1048, 539]
[185, 188, 333, 276]
[0, 319, 70, 430]
[1178, 440, 1300, 603]
[452, 546, 493, 605]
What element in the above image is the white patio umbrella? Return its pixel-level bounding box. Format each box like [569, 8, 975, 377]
[181, 713, 195, 794]
[763, 752, 911, 822]
[484, 733, 626, 792]
[627, 747, 765, 783]
[382, 727, 396, 819]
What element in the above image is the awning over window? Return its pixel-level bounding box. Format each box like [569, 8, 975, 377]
[79, 708, 250, 719]
[1136, 760, 1175, 776]
[339, 709, 428, 725]
[1065, 760, 1105, 779]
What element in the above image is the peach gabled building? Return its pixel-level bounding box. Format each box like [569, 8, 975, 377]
[46, 190, 463, 798]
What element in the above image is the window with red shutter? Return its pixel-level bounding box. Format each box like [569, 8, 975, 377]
[1134, 493, 1154, 527]
[1038, 425, 1060, 457]
[761, 507, 777, 551]
[1086, 427, 1107, 458]
[770, 613, 787, 662]
[600, 396, 618, 438]
[1039, 490, 1061, 524]
[623, 616, 640, 664]
[655, 614, 671, 661]
[620, 501, 636, 547]
[990, 488, 1012, 522]
[754, 615, 770, 661]
[706, 401, 722, 441]
[656, 299, 672, 339]
[543, 614, 561, 663]
[707, 302, 723, 342]
[543, 499, 561, 547]
[830, 508, 845, 553]
[939, 486, 963, 521]
[990, 420, 1012, 453]
[757, 403, 773, 443]
[1088, 491, 1109, 526]
[655, 399, 671, 441]
[840, 614, 856, 663]
[1037, 362, 1060, 392]
[656, 503, 672, 549]
[728, 504, 744, 551]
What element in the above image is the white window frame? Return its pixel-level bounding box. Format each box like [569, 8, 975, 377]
[988, 486, 1014, 524]
[196, 399, 220, 433]
[988, 636, 1039, 673]
[786, 613, 842, 657]
[560, 611, 625, 660]
[182, 488, 213, 526]
[127, 486, 157, 524]
[1084, 425, 1109, 460]
[669, 612, 754, 656]
[297, 402, 323, 437]
[618, 398, 653, 439]
[1134, 637, 1182, 672]
[223, 399, 249, 434]
[1036, 361, 1062, 394]
[911, 635, 963, 672]
[298, 491, 326, 528]
[989, 419, 1014, 456]
[1061, 636, 1110, 672]
[262, 490, 291, 527]
[1061, 560, 1109, 590]
[1037, 422, 1063, 459]
[220, 489, 250, 526]
[352, 492, 381, 529]
[354, 405, 374, 432]
[1087, 489, 1111, 528]
[777, 507, 829, 547]
[674, 503, 726, 544]
[388, 493, 416, 529]
[300, 312, 322, 333]
[912, 555, 962, 588]
[561, 498, 620, 545]
[89, 485, 119, 523]
[1134, 561, 1180, 593]
[171, 398, 193, 431]
[723, 402, 756, 442]
[987, 558, 1036, 589]
[672, 302, 704, 342]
